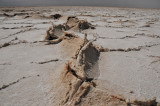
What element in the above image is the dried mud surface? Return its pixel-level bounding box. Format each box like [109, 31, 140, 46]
[0, 7, 160, 106]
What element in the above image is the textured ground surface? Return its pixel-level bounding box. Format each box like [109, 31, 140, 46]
[0, 7, 160, 106]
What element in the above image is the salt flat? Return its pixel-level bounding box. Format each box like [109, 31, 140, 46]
[0, 6, 160, 106]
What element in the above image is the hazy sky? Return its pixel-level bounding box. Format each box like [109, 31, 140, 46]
[0, 0, 160, 8]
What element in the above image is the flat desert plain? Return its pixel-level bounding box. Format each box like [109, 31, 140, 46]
[0, 6, 160, 106]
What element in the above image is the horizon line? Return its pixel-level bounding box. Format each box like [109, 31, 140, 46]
[0, 5, 160, 10]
